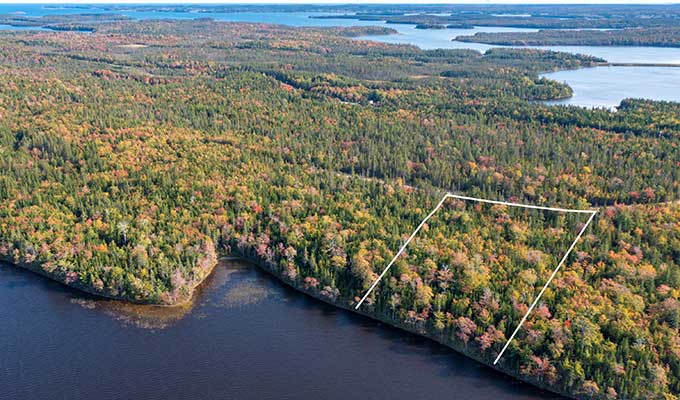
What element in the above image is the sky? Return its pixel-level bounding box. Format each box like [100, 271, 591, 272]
[0, 1, 676, 4]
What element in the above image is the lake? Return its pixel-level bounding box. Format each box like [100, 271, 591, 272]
[0, 260, 563, 400]
[1, 5, 678, 108]
[542, 66, 680, 109]
[359, 28, 680, 64]
[2, 4, 679, 63]
[0, 24, 48, 31]
[0, 6, 673, 398]
[356, 25, 539, 50]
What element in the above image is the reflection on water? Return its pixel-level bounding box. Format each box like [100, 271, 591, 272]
[0, 260, 563, 400]
[69, 297, 192, 330]
[64, 260, 276, 328]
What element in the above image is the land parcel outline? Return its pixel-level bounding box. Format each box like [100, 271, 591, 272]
[355, 193, 597, 364]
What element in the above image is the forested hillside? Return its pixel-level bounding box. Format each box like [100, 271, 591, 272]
[0, 19, 677, 399]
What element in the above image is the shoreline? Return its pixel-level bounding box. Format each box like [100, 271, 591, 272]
[232, 252, 578, 400]
[0, 253, 219, 308]
[1, 251, 574, 398]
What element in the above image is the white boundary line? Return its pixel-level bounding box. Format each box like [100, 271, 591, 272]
[492, 209, 596, 364]
[354, 192, 598, 365]
[354, 194, 450, 311]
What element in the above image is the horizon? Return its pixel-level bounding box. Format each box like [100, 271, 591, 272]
[1, 1, 679, 5]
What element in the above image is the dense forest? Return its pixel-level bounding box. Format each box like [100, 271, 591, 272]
[0, 18, 678, 400]
[457, 27, 680, 48]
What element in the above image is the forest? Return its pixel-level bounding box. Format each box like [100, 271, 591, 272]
[0, 17, 678, 400]
[0, 13, 129, 31]
[456, 27, 680, 48]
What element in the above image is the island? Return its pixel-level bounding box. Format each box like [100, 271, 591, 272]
[456, 27, 680, 48]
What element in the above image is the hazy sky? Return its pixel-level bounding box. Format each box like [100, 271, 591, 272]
[0, 1, 676, 4]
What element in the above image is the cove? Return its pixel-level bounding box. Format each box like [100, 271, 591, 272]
[0, 260, 563, 400]
[541, 66, 680, 109]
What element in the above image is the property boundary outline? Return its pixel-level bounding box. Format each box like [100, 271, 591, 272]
[354, 192, 598, 364]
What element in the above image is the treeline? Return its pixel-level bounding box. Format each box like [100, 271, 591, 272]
[0, 18, 677, 400]
[457, 27, 680, 48]
[0, 13, 128, 31]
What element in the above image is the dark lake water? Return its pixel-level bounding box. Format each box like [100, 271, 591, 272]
[0, 260, 563, 400]
[0, 7, 673, 396]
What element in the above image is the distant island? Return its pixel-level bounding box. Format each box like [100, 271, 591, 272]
[456, 27, 680, 48]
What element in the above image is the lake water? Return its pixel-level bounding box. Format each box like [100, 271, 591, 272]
[363, 31, 680, 65]
[356, 25, 539, 51]
[1, 4, 678, 108]
[0, 7, 673, 398]
[0, 24, 48, 31]
[1, 4, 678, 63]
[0, 260, 562, 400]
[542, 66, 680, 109]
